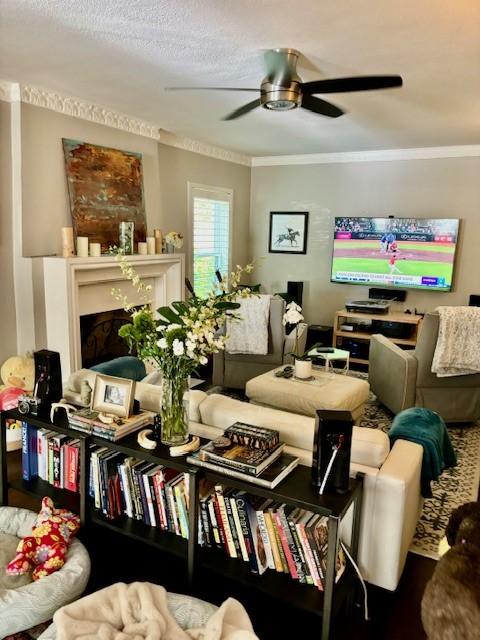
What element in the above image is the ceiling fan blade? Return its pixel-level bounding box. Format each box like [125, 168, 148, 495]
[165, 87, 259, 92]
[223, 98, 262, 121]
[301, 94, 344, 118]
[301, 75, 403, 94]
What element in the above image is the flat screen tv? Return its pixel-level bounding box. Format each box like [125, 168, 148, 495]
[331, 217, 460, 291]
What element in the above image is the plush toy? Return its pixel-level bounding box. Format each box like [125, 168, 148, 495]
[6, 496, 80, 581]
[0, 354, 35, 410]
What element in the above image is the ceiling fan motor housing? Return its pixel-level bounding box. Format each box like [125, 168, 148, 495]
[260, 79, 302, 110]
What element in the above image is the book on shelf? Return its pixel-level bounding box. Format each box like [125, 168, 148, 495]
[224, 422, 280, 450]
[187, 451, 299, 489]
[197, 440, 285, 476]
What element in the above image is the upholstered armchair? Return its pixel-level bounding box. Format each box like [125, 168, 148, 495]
[369, 312, 480, 422]
[212, 297, 307, 389]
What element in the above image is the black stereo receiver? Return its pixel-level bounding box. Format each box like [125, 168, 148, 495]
[371, 319, 412, 339]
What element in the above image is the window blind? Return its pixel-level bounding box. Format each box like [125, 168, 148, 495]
[192, 192, 231, 298]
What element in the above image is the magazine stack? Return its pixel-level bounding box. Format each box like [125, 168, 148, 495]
[187, 422, 299, 489]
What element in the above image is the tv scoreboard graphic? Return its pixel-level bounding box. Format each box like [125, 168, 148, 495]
[334, 271, 447, 288]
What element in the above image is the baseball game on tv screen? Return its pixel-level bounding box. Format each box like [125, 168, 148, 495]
[331, 217, 459, 291]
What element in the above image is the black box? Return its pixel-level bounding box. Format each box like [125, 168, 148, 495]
[33, 350, 63, 415]
[371, 319, 412, 339]
[312, 410, 353, 494]
[306, 324, 333, 349]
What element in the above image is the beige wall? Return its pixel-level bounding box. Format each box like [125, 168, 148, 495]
[21, 103, 161, 257]
[0, 99, 18, 362]
[250, 157, 480, 325]
[157, 143, 251, 279]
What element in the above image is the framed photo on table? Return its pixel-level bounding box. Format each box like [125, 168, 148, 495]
[268, 211, 309, 254]
[92, 374, 135, 418]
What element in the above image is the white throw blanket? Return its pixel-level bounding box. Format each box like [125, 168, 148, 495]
[54, 582, 258, 640]
[225, 295, 270, 355]
[431, 306, 480, 377]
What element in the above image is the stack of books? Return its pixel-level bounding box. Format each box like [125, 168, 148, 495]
[68, 408, 155, 441]
[187, 422, 299, 489]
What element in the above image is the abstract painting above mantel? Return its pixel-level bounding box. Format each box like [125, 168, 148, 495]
[62, 139, 147, 253]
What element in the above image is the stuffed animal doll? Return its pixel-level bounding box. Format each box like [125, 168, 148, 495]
[0, 354, 35, 410]
[6, 497, 80, 581]
[421, 501, 480, 639]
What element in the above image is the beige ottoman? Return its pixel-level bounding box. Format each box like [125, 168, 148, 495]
[245, 368, 369, 420]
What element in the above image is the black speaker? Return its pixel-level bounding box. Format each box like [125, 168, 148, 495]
[33, 350, 63, 416]
[469, 294, 480, 307]
[287, 281, 303, 307]
[369, 287, 407, 302]
[311, 410, 353, 494]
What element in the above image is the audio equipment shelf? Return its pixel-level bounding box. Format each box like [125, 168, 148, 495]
[0, 408, 363, 640]
[333, 309, 423, 367]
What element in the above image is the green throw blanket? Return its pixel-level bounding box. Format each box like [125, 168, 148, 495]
[389, 408, 457, 498]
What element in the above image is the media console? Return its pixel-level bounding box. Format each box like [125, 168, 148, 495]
[333, 309, 423, 367]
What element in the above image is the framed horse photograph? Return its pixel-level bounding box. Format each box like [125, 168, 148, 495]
[268, 211, 309, 254]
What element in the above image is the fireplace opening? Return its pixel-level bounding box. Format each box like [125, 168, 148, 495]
[80, 308, 140, 369]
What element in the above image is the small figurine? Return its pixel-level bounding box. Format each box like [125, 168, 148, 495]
[80, 379, 92, 406]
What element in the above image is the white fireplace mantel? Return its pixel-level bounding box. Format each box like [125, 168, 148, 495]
[32, 254, 185, 379]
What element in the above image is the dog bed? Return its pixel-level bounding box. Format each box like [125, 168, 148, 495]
[0, 506, 91, 638]
[36, 590, 219, 640]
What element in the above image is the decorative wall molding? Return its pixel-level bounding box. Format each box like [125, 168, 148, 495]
[159, 130, 251, 166]
[251, 145, 480, 166]
[20, 85, 161, 140]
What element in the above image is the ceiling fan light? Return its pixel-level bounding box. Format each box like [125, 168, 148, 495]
[264, 99, 297, 111]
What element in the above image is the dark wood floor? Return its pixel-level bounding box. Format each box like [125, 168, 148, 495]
[6, 449, 434, 640]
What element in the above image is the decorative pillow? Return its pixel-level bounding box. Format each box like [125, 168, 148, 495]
[6, 497, 80, 581]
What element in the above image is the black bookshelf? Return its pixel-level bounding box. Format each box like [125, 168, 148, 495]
[0, 408, 363, 640]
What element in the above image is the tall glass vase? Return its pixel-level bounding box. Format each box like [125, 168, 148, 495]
[160, 374, 189, 445]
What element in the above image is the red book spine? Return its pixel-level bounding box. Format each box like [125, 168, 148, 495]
[272, 511, 298, 579]
[65, 445, 79, 493]
[212, 494, 228, 553]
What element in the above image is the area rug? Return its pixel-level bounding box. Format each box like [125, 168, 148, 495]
[359, 388, 480, 559]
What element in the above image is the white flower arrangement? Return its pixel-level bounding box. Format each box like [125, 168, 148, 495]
[112, 256, 254, 377]
[165, 231, 184, 249]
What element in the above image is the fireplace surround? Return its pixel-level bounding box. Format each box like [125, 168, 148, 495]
[32, 254, 185, 379]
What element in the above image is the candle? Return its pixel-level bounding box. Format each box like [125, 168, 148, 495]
[76, 236, 89, 257]
[154, 229, 163, 253]
[138, 242, 147, 255]
[61, 227, 75, 257]
[89, 242, 101, 257]
[146, 236, 156, 254]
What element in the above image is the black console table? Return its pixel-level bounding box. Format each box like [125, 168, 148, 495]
[0, 408, 363, 640]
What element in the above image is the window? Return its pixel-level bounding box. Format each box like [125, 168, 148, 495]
[189, 183, 232, 298]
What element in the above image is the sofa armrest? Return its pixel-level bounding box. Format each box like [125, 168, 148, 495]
[369, 334, 417, 414]
[367, 439, 423, 590]
[212, 350, 225, 387]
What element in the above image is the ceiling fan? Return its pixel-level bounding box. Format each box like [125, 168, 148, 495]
[165, 48, 403, 121]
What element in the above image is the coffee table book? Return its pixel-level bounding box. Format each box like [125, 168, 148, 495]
[198, 440, 285, 476]
[187, 452, 299, 489]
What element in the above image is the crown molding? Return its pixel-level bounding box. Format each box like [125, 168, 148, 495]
[20, 85, 161, 140]
[159, 129, 251, 166]
[251, 145, 480, 166]
[0, 80, 20, 102]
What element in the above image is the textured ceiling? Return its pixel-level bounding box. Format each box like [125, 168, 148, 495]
[0, 0, 479, 156]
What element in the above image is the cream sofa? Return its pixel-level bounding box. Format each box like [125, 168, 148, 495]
[188, 391, 423, 592]
[64, 372, 423, 592]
